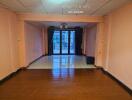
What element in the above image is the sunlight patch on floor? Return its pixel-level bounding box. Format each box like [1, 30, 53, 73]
[28, 55, 95, 69]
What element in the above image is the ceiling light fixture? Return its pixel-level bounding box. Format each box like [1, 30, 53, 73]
[68, 10, 84, 14]
[48, 0, 70, 4]
[60, 23, 68, 29]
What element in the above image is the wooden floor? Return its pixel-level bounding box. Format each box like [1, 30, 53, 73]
[0, 69, 131, 100]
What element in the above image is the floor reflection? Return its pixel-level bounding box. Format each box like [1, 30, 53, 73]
[52, 55, 75, 79]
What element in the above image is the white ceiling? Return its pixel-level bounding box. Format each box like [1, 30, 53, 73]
[0, 0, 131, 16]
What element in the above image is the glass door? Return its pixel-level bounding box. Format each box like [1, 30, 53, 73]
[70, 31, 75, 54]
[53, 30, 75, 55]
[62, 31, 69, 54]
[53, 31, 60, 54]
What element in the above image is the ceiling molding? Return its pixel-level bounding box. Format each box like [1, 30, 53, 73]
[18, 13, 104, 23]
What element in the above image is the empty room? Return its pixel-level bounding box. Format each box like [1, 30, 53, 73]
[0, 0, 132, 100]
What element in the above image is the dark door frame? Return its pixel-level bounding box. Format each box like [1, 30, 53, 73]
[53, 29, 75, 55]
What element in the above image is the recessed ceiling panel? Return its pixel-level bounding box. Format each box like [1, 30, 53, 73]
[84, 0, 110, 15]
[19, 0, 41, 7]
[0, 0, 27, 12]
[0, 0, 131, 15]
[92, 0, 132, 16]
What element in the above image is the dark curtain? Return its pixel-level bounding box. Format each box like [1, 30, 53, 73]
[75, 27, 83, 55]
[48, 26, 55, 55]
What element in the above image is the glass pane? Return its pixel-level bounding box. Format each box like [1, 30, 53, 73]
[70, 31, 75, 54]
[62, 31, 68, 54]
[53, 31, 60, 54]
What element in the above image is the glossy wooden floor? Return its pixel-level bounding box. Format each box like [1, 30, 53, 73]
[0, 69, 131, 100]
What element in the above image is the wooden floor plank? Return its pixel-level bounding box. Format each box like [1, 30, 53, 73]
[0, 69, 131, 100]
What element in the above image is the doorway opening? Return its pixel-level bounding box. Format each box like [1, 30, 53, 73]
[53, 30, 75, 55]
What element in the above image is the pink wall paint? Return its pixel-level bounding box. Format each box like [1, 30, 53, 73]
[0, 6, 19, 80]
[42, 27, 48, 55]
[83, 23, 105, 67]
[24, 22, 43, 66]
[95, 22, 105, 67]
[82, 27, 87, 55]
[104, 3, 132, 89]
[18, 13, 103, 23]
[86, 25, 97, 57]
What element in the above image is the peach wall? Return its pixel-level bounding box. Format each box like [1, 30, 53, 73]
[42, 26, 48, 55]
[104, 3, 132, 89]
[17, 20, 26, 67]
[82, 27, 87, 54]
[18, 13, 104, 23]
[24, 22, 43, 66]
[95, 22, 105, 67]
[86, 25, 97, 57]
[0, 6, 19, 80]
[83, 23, 105, 67]
[17, 21, 46, 67]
